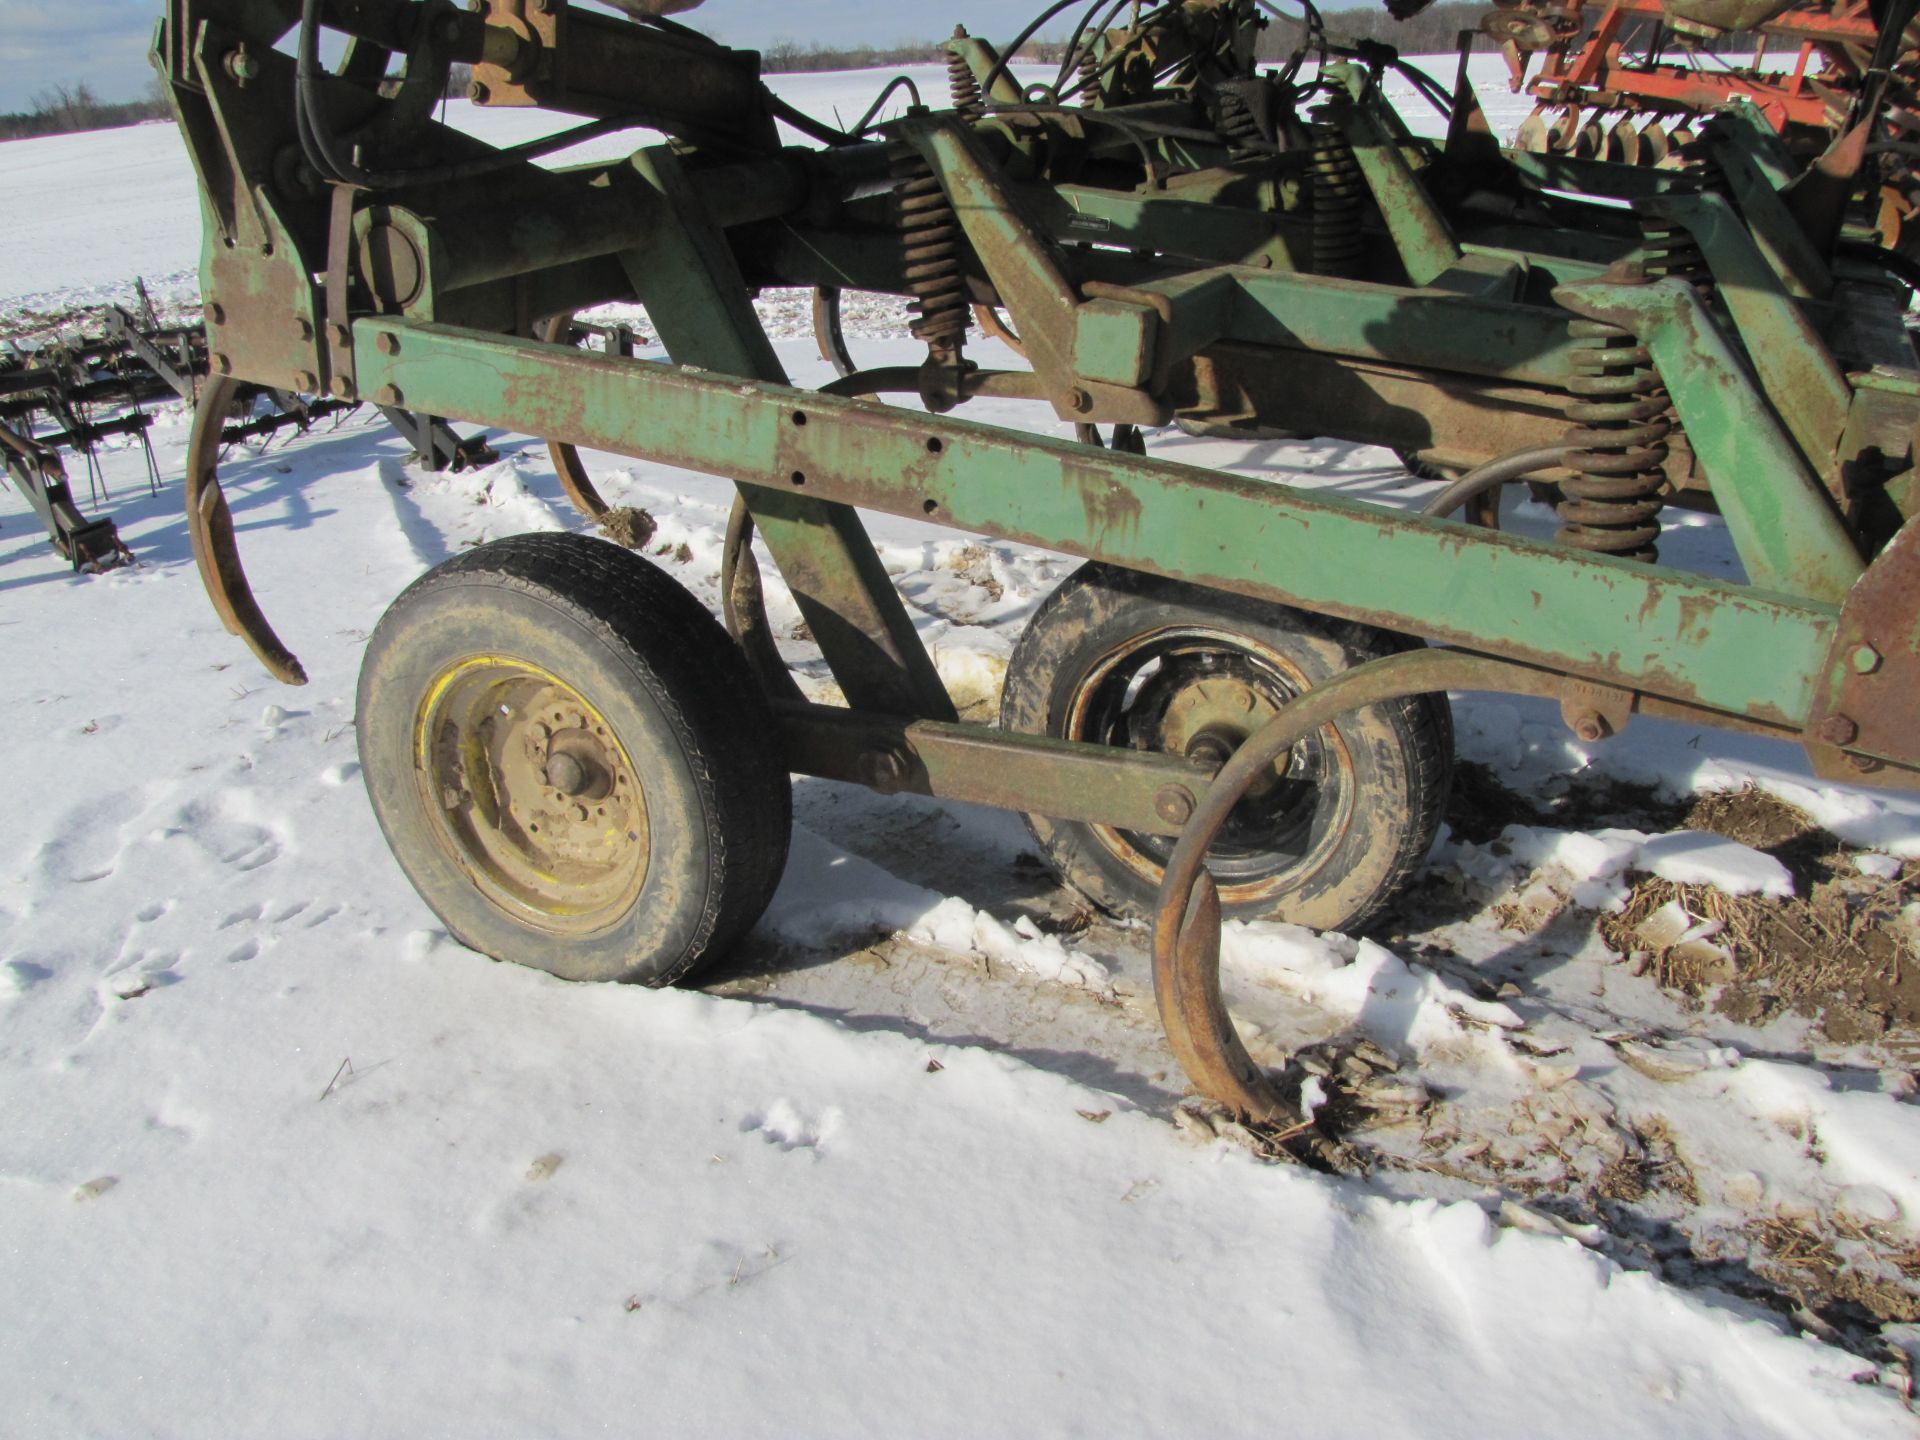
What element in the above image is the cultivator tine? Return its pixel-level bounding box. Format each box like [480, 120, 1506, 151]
[184, 376, 307, 685]
[1154, 651, 1564, 1121]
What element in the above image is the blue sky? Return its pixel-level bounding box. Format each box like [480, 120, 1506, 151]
[0, 1, 1362, 114]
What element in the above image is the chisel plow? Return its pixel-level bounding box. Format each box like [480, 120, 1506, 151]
[156, 0, 1920, 1130]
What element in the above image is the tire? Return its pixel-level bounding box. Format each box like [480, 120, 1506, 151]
[356, 532, 791, 984]
[999, 562, 1451, 933]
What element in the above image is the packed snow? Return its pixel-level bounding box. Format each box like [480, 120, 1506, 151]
[4, 51, 1920, 1437]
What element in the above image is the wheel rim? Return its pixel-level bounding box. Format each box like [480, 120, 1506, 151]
[1063, 626, 1356, 905]
[414, 656, 650, 935]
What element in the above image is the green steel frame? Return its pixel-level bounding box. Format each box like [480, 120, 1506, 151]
[153, 0, 1920, 1120]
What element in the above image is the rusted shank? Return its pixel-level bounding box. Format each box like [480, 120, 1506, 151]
[184, 375, 308, 685]
[1151, 650, 1569, 1120]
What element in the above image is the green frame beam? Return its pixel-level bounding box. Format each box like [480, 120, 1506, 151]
[356, 318, 1839, 728]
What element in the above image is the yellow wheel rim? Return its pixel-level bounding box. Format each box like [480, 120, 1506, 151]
[414, 656, 649, 935]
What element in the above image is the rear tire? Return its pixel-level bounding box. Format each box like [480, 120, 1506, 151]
[357, 532, 790, 984]
[999, 562, 1451, 933]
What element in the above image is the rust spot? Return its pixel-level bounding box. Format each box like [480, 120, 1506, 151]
[1065, 461, 1145, 544]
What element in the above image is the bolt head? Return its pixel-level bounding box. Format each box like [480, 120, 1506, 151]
[211, 352, 232, 375]
[329, 376, 356, 401]
[376, 332, 401, 356]
[1154, 784, 1196, 826]
[294, 318, 313, 342]
[376, 384, 405, 407]
[1851, 644, 1882, 675]
[293, 370, 319, 393]
[1066, 388, 1094, 414]
[1571, 710, 1611, 743]
[327, 322, 351, 347]
[1815, 713, 1860, 747]
[468, 81, 491, 104]
[206, 302, 226, 327]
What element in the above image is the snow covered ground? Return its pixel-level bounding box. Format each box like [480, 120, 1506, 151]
[5, 53, 1920, 1437]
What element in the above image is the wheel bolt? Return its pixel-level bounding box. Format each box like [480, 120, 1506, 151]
[1571, 710, 1611, 743]
[1154, 784, 1195, 826]
[1816, 713, 1859, 747]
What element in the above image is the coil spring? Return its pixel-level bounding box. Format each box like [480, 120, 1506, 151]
[1218, 91, 1264, 153]
[1557, 318, 1670, 561]
[1309, 120, 1364, 278]
[1639, 219, 1710, 291]
[892, 145, 969, 361]
[947, 35, 985, 122]
[1079, 47, 1101, 107]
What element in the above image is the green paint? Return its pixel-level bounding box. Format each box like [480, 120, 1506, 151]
[357, 319, 1838, 725]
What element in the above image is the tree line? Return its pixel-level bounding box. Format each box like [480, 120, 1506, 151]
[0, 82, 170, 143]
[4, 9, 1790, 143]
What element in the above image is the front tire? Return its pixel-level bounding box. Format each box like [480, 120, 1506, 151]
[357, 532, 790, 984]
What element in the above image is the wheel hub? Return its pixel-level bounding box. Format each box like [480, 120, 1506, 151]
[419, 660, 649, 933]
[1067, 629, 1342, 900]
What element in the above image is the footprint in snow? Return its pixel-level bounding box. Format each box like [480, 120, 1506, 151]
[3, 959, 54, 996]
[741, 1099, 841, 1154]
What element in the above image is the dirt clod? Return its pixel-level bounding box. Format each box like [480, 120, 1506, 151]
[596, 507, 656, 550]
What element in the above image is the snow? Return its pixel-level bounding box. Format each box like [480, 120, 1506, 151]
[4, 50, 1920, 1437]
[1224, 922, 1522, 1055]
[1452, 823, 1796, 907]
[1638, 832, 1797, 899]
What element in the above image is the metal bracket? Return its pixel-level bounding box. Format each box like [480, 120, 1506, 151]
[1805, 514, 1920, 771]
